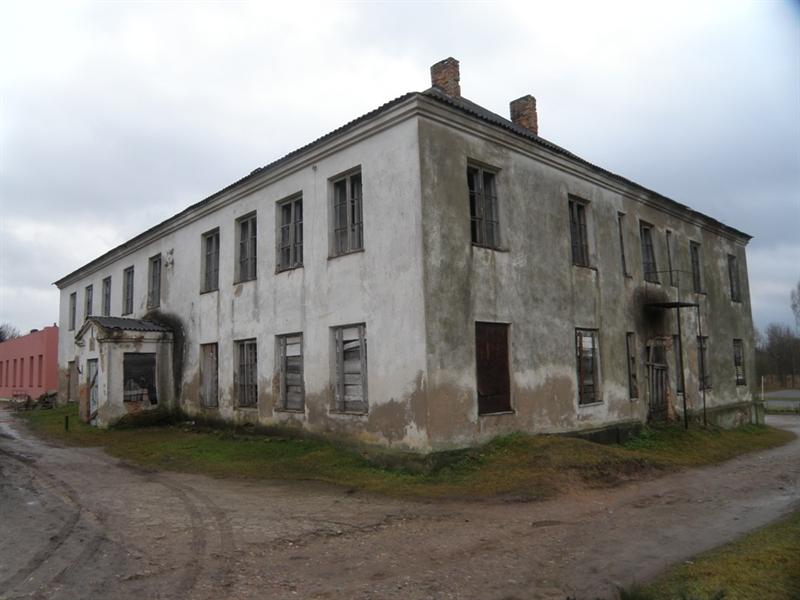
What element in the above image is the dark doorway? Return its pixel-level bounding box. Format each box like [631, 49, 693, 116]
[475, 322, 511, 414]
[123, 353, 157, 404]
[645, 344, 668, 422]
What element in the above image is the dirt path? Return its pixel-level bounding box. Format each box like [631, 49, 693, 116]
[1, 410, 798, 600]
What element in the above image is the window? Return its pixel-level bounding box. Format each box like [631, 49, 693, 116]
[237, 214, 257, 282]
[467, 165, 500, 249]
[568, 199, 590, 266]
[29, 356, 33, 387]
[85, 285, 93, 318]
[102, 277, 112, 316]
[37, 355, 43, 387]
[277, 195, 303, 271]
[147, 254, 162, 308]
[332, 170, 363, 255]
[640, 222, 659, 283]
[728, 254, 741, 302]
[68, 292, 77, 330]
[123, 266, 134, 315]
[576, 329, 599, 405]
[618, 213, 629, 276]
[690, 242, 703, 292]
[200, 343, 218, 407]
[123, 353, 157, 404]
[666, 230, 675, 286]
[626, 332, 638, 398]
[333, 324, 367, 413]
[475, 322, 511, 414]
[277, 334, 304, 411]
[698, 336, 711, 390]
[674, 334, 684, 394]
[201, 229, 220, 292]
[733, 339, 746, 385]
[236, 339, 258, 407]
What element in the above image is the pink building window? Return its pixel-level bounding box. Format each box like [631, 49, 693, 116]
[38, 355, 43, 387]
[29, 356, 34, 387]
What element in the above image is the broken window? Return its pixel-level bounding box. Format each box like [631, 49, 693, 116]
[200, 343, 218, 407]
[674, 334, 684, 394]
[618, 213, 629, 276]
[728, 254, 741, 302]
[690, 242, 703, 293]
[626, 332, 638, 399]
[332, 170, 363, 255]
[277, 195, 303, 271]
[733, 339, 746, 385]
[576, 329, 599, 405]
[277, 334, 304, 411]
[333, 324, 367, 413]
[666, 230, 675, 286]
[102, 276, 112, 316]
[68, 292, 77, 330]
[236, 338, 258, 408]
[85, 284, 93, 318]
[640, 222, 659, 283]
[148, 254, 161, 308]
[123, 266, 134, 315]
[237, 213, 257, 282]
[475, 322, 511, 414]
[468, 165, 500, 249]
[123, 353, 157, 404]
[202, 229, 220, 292]
[698, 336, 711, 390]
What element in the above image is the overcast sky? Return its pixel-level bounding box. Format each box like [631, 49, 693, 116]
[1, 1, 798, 333]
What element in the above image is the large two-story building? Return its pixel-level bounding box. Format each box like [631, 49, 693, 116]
[55, 58, 755, 450]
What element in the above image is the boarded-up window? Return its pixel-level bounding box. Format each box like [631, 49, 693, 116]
[123, 353, 157, 404]
[728, 255, 741, 302]
[148, 254, 161, 308]
[332, 170, 363, 255]
[277, 195, 303, 271]
[475, 322, 511, 414]
[640, 222, 659, 283]
[576, 329, 599, 405]
[123, 266, 134, 315]
[236, 339, 258, 407]
[698, 336, 711, 390]
[690, 242, 702, 292]
[237, 214, 257, 282]
[200, 343, 218, 407]
[278, 334, 304, 411]
[102, 276, 112, 316]
[202, 229, 220, 292]
[85, 284, 93, 318]
[468, 166, 500, 249]
[569, 199, 590, 266]
[333, 324, 367, 413]
[626, 332, 638, 398]
[733, 339, 746, 385]
[69, 292, 77, 330]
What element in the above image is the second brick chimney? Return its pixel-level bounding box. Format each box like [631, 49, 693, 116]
[510, 95, 538, 136]
[430, 57, 461, 98]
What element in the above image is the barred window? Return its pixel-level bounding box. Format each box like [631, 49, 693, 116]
[102, 276, 112, 316]
[468, 165, 500, 249]
[277, 195, 303, 271]
[640, 222, 659, 283]
[237, 214, 257, 282]
[202, 229, 220, 292]
[277, 334, 304, 411]
[123, 266, 134, 315]
[147, 254, 161, 308]
[236, 339, 258, 407]
[332, 170, 363, 256]
[569, 199, 590, 266]
[690, 242, 703, 293]
[85, 284, 93, 318]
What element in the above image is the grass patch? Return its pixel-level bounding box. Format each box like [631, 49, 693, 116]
[16, 405, 795, 500]
[619, 509, 800, 600]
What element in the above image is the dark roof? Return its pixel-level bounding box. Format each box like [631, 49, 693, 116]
[54, 87, 750, 287]
[88, 316, 172, 333]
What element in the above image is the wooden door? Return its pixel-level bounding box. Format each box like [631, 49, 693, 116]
[476, 323, 511, 414]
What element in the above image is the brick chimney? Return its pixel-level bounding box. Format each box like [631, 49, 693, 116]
[510, 95, 538, 136]
[430, 57, 460, 97]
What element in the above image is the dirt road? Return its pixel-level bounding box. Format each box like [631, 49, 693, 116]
[1, 410, 798, 600]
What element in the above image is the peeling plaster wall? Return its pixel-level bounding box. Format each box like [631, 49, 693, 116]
[417, 112, 754, 449]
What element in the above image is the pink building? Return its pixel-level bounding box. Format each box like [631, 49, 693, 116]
[0, 325, 59, 399]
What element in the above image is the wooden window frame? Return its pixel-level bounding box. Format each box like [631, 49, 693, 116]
[576, 328, 600, 405]
[690, 241, 703, 293]
[568, 198, 590, 267]
[332, 324, 367, 414]
[235, 338, 258, 408]
[122, 266, 134, 315]
[102, 276, 112, 316]
[236, 213, 257, 283]
[640, 222, 659, 283]
[733, 339, 746, 386]
[276, 194, 303, 272]
[277, 333, 305, 411]
[84, 284, 93, 318]
[147, 254, 162, 309]
[331, 169, 363, 257]
[467, 165, 501, 250]
[201, 228, 220, 293]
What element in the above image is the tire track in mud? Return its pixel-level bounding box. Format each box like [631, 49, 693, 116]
[0, 447, 83, 596]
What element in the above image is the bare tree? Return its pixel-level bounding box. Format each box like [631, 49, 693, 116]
[0, 323, 20, 342]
